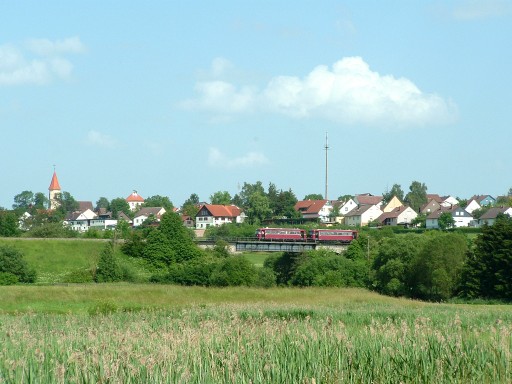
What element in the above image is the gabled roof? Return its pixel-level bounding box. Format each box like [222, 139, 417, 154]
[198, 204, 241, 218]
[126, 191, 144, 202]
[134, 207, 165, 218]
[78, 201, 94, 212]
[354, 194, 382, 206]
[377, 206, 409, 221]
[48, 171, 61, 191]
[345, 204, 375, 217]
[479, 207, 512, 220]
[294, 200, 328, 214]
[426, 194, 443, 203]
[470, 195, 495, 204]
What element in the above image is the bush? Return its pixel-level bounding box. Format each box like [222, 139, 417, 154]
[0, 272, 19, 285]
[95, 243, 123, 283]
[0, 245, 36, 283]
[291, 250, 367, 287]
[209, 256, 258, 287]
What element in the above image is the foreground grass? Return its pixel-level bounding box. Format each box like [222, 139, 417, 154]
[0, 287, 511, 383]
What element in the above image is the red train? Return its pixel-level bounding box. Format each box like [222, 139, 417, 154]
[255, 228, 358, 243]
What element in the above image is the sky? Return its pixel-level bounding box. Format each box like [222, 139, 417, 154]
[1, 1, 511, 209]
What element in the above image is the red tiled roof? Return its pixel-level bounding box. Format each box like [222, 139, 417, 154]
[294, 200, 328, 214]
[126, 191, 144, 202]
[48, 171, 61, 191]
[200, 204, 241, 218]
[355, 195, 382, 205]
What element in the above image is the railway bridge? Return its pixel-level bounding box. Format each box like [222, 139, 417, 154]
[196, 238, 349, 254]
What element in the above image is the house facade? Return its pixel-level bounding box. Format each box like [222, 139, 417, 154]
[426, 206, 473, 229]
[195, 204, 245, 229]
[344, 205, 383, 227]
[377, 206, 417, 226]
[132, 207, 166, 227]
[126, 191, 144, 211]
[294, 199, 334, 223]
[478, 207, 512, 227]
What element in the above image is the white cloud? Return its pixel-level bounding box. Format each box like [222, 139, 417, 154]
[86, 130, 117, 148]
[451, 0, 510, 20]
[26, 36, 85, 56]
[0, 37, 84, 86]
[211, 57, 234, 77]
[208, 147, 269, 169]
[183, 56, 457, 127]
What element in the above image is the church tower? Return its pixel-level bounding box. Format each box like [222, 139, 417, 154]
[48, 169, 62, 210]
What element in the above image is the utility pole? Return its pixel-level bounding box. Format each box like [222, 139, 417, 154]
[324, 132, 329, 200]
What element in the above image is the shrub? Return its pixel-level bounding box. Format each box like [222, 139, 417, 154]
[210, 256, 258, 287]
[0, 245, 36, 283]
[0, 272, 19, 285]
[95, 243, 122, 283]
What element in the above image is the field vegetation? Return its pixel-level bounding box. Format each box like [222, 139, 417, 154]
[1, 286, 511, 383]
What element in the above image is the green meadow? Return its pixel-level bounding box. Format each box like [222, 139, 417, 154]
[0, 238, 511, 383]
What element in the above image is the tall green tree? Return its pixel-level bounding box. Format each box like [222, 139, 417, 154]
[144, 195, 174, 211]
[55, 191, 79, 214]
[382, 183, 405, 205]
[235, 181, 265, 209]
[33, 193, 48, 211]
[460, 214, 512, 300]
[182, 193, 200, 217]
[404, 181, 428, 212]
[245, 192, 272, 224]
[110, 198, 131, 219]
[159, 212, 201, 262]
[12, 191, 34, 211]
[96, 197, 110, 211]
[408, 232, 467, 301]
[210, 191, 232, 205]
[95, 242, 122, 282]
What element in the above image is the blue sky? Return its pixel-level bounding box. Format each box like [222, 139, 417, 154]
[1, 1, 511, 209]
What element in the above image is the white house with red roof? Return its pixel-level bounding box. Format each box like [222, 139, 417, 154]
[294, 199, 334, 223]
[126, 191, 144, 211]
[195, 204, 245, 229]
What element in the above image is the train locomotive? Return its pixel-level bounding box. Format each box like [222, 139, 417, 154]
[255, 228, 358, 243]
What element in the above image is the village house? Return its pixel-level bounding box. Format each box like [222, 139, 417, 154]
[132, 207, 166, 227]
[195, 204, 245, 229]
[478, 207, 512, 227]
[377, 206, 418, 227]
[294, 199, 335, 223]
[344, 204, 383, 227]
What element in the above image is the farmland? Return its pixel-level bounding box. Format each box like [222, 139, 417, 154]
[1, 285, 511, 383]
[1, 238, 511, 382]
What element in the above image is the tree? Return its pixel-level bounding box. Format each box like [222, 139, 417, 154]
[338, 194, 353, 202]
[459, 214, 512, 300]
[182, 193, 200, 218]
[95, 242, 122, 282]
[110, 198, 131, 219]
[142, 230, 175, 267]
[404, 181, 428, 212]
[0, 211, 19, 237]
[210, 191, 232, 205]
[245, 192, 272, 224]
[235, 181, 265, 209]
[55, 192, 79, 214]
[408, 232, 467, 301]
[438, 212, 455, 230]
[0, 245, 36, 284]
[304, 193, 323, 200]
[12, 191, 34, 211]
[33, 193, 48, 211]
[159, 212, 202, 262]
[96, 197, 110, 211]
[382, 184, 404, 205]
[144, 195, 174, 211]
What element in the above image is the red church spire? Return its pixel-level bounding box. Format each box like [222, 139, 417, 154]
[48, 170, 61, 191]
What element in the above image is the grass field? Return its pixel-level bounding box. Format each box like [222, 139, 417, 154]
[1, 285, 511, 383]
[1, 238, 511, 382]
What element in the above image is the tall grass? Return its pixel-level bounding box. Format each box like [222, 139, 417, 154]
[0, 303, 510, 383]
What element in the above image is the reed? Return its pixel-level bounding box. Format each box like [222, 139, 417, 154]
[1, 301, 510, 383]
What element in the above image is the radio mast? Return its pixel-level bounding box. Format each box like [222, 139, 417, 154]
[324, 132, 329, 200]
